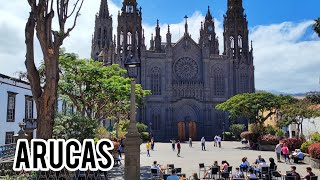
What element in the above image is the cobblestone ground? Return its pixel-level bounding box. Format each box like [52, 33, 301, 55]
[108, 141, 320, 179]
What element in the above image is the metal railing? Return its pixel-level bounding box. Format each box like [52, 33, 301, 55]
[0, 143, 16, 160]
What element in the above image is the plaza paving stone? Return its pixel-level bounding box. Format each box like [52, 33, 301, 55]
[109, 141, 320, 179]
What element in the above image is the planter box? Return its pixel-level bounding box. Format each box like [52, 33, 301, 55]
[303, 153, 310, 164]
[310, 158, 320, 169]
[258, 144, 276, 151]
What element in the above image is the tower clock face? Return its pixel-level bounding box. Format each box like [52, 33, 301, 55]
[208, 25, 213, 31]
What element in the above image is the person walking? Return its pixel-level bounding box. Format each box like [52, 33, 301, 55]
[217, 135, 222, 148]
[189, 137, 192, 147]
[151, 137, 155, 151]
[281, 143, 290, 164]
[214, 135, 218, 147]
[275, 142, 282, 162]
[177, 140, 181, 157]
[170, 139, 176, 151]
[117, 143, 123, 158]
[201, 137, 206, 151]
[146, 141, 151, 157]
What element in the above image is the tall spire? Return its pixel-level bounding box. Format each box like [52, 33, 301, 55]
[184, 15, 188, 36]
[155, 19, 162, 52]
[99, 0, 109, 18]
[166, 24, 172, 46]
[91, 0, 113, 61]
[227, 0, 244, 17]
[205, 6, 212, 20]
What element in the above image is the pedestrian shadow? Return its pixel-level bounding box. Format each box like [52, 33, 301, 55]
[234, 146, 251, 150]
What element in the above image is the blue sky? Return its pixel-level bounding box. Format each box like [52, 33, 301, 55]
[0, 0, 319, 93]
[113, 0, 319, 28]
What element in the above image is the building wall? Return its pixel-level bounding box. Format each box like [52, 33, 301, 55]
[0, 74, 37, 145]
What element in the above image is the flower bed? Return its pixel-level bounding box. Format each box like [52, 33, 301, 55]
[308, 142, 320, 169]
[281, 138, 303, 151]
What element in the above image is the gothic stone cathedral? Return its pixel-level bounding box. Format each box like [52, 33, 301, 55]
[91, 0, 255, 141]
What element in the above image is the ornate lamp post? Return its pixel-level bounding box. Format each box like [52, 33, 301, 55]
[124, 54, 142, 180]
[149, 121, 152, 138]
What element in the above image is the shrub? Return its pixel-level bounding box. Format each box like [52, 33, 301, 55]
[301, 141, 313, 153]
[258, 134, 279, 145]
[136, 122, 148, 133]
[308, 142, 320, 159]
[265, 125, 277, 135]
[140, 132, 150, 142]
[95, 126, 111, 140]
[222, 132, 233, 141]
[276, 129, 285, 138]
[281, 138, 303, 151]
[311, 132, 320, 142]
[230, 124, 245, 139]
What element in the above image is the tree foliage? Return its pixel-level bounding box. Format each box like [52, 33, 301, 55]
[306, 92, 320, 104]
[53, 113, 99, 141]
[279, 99, 320, 138]
[313, 17, 320, 37]
[58, 50, 151, 122]
[216, 92, 294, 125]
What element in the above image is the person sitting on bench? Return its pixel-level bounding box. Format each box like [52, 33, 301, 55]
[292, 149, 304, 163]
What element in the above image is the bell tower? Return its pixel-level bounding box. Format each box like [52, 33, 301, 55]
[117, 0, 143, 67]
[223, 0, 249, 61]
[200, 6, 219, 55]
[91, 0, 113, 61]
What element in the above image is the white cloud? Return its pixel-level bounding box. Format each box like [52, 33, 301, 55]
[250, 21, 320, 93]
[0, 0, 319, 94]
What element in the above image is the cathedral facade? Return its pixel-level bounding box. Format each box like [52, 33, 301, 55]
[91, 0, 255, 141]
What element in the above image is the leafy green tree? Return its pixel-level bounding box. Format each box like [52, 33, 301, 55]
[313, 18, 320, 37]
[306, 92, 320, 104]
[216, 92, 293, 127]
[280, 99, 320, 138]
[58, 50, 150, 126]
[229, 124, 245, 138]
[53, 113, 99, 141]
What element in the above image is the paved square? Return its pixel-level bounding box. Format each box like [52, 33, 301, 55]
[140, 141, 320, 178]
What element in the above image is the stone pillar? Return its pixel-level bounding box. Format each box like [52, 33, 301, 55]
[124, 79, 142, 180]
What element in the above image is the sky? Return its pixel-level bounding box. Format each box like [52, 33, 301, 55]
[0, 0, 319, 94]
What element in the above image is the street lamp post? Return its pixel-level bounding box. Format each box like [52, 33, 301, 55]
[124, 54, 142, 180]
[149, 121, 152, 138]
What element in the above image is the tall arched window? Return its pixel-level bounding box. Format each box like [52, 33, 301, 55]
[240, 68, 248, 93]
[151, 67, 161, 95]
[151, 108, 161, 131]
[127, 32, 132, 45]
[214, 68, 225, 96]
[238, 35, 243, 48]
[230, 36, 235, 49]
[120, 31, 124, 46]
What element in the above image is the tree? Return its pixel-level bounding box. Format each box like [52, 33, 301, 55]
[313, 18, 320, 37]
[25, 0, 84, 139]
[216, 92, 294, 130]
[53, 113, 99, 141]
[280, 99, 320, 138]
[306, 92, 320, 104]
[58, 51, 150, 137]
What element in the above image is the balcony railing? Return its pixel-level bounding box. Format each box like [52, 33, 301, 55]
[0, 143, 16, 160]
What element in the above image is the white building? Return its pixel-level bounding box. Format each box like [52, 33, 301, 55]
[0, 74, 36, 145]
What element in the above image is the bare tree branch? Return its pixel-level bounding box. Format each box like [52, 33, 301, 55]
[64, 0, 84, 38]
[67, 0, 81, 18]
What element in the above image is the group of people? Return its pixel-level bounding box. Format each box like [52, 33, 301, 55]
[201, 155, 316, 180]
[275, 141, 304, 164]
